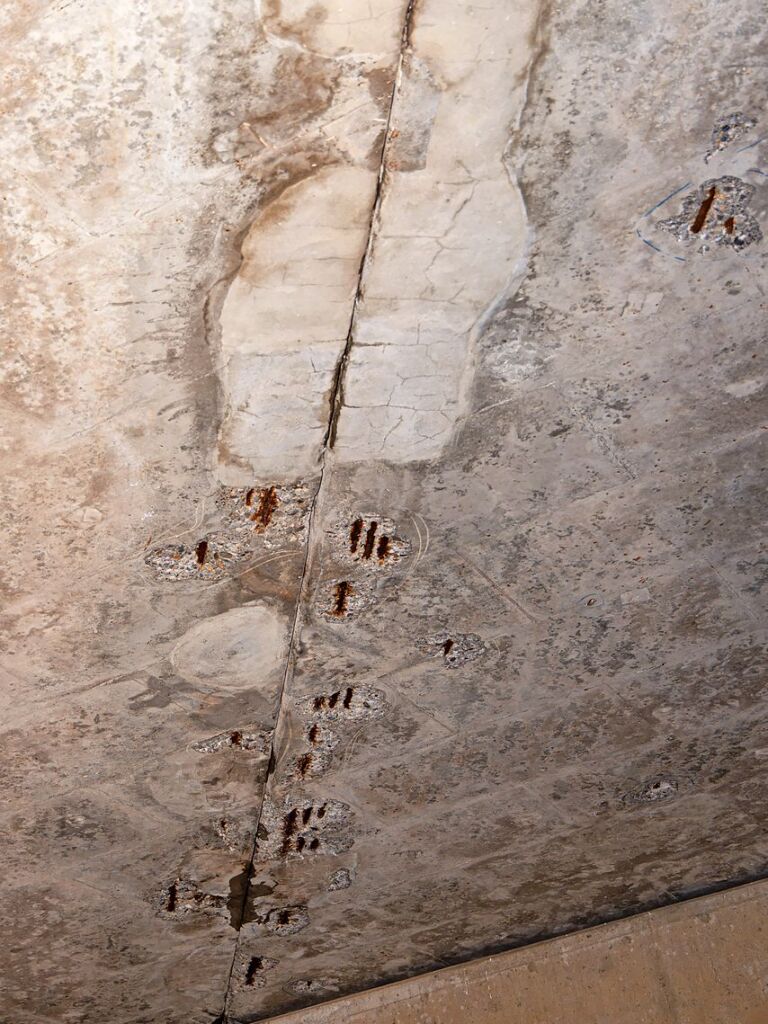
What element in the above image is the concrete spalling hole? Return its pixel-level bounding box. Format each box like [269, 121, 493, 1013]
[241, 954, 278, 988]
[145, 540, 233, 581]
[416, 631, 486, 668]
[658, 175, 763, 253]
[295, 684, 387, 722]
[218, 482, 311, 548]
[622, 775, 681, 806]
[157, 879, 227, 919]
[346, 514, 408, 565]
[262, 905, 310, 935]
[192, 728, 270, 753]
[328, 867, 353, 891]
[256, 797, 353, 861]
[705, 110, 757, 162]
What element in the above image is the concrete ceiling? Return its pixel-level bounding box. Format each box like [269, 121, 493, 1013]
[2, 1, 766, 1022]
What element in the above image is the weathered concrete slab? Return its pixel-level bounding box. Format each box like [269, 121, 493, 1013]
[1, 0, 766, 1021]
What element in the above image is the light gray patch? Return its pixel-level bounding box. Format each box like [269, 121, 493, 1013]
[416, 631, 487, 668]
[478, 301, 552, 385]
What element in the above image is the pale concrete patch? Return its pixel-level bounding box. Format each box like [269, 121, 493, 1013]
[334, 0, 540, 463]
[217, 166, 376, 482]
[171, 603, 289, 692]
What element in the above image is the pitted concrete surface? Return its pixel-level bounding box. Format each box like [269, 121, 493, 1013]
[0, 1, 766, 1022]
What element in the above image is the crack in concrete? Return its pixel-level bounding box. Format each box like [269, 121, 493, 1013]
[215, 4, 418, 1019]
[324, 0, 417, 449]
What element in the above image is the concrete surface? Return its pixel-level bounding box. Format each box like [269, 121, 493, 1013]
[264, 878, 768, 1023]
[1, 0, 766, 1022]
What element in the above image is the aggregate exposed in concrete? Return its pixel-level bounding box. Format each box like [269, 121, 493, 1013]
[1, 0, 767, 1022]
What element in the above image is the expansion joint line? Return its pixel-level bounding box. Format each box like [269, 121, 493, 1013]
[216, 4, 417, 1019]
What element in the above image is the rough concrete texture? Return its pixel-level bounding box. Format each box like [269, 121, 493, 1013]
[264, 876, 768, 1019]
[264, 878, 768, 1023]
[0, 0, 766, 1022]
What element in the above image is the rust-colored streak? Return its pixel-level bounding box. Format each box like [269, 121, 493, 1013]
[349, 518, 364, 553]
[691, 186, 716, 233]
[195, 540, 208, 566]
[724, 216, 735, 234]
[362, 521, 378, 559]
[308, 723, 320, 746]
[332, 581, 353, 616]
[443, 639, 454, 658]
[251, 486, 279, 530]
[281, 809, 298, 854]
[245, 957, 262, 986]
[244, 487, 255, 506]
[297, 752, 313, 777]
[343, 686, 354, 708]
[376, 535, 391, 561]
[166, 882, 177, 913]
[328, 690, 340, 709]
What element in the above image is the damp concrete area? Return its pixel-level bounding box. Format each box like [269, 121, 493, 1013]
[0, 1, 766, 1022]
